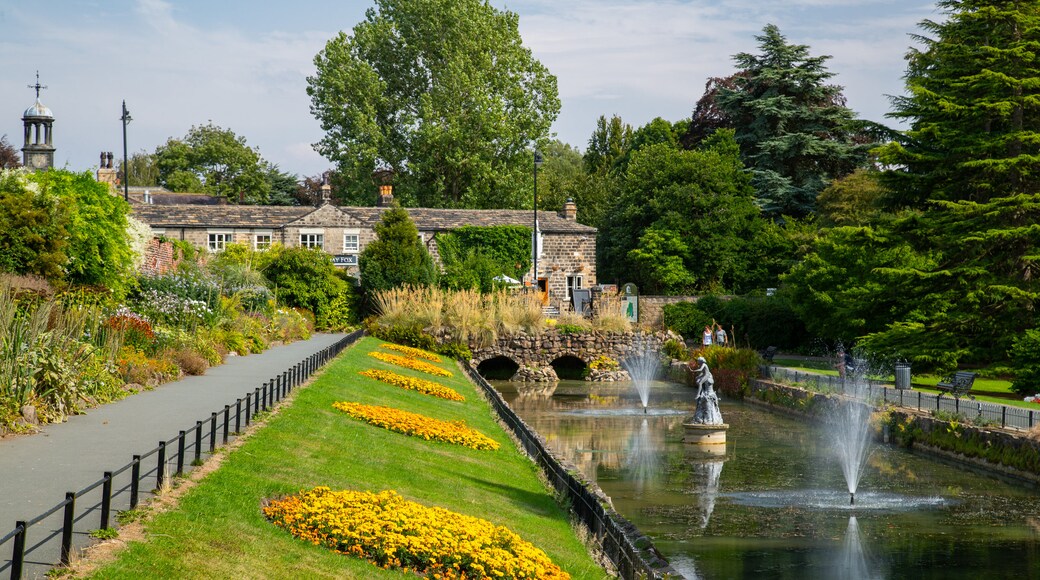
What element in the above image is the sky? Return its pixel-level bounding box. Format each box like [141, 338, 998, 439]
[0, 0, 938, 179]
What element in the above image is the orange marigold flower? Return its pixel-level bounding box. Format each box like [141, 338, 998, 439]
[358, 369, 464, 402]
[381, 343, 442, 362]
[263, 487, 570, 580]
[368, 351, 453, 377]
[333, 402, 498, 451]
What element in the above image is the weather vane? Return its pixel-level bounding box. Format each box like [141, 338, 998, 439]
[28, 71, 47, 99]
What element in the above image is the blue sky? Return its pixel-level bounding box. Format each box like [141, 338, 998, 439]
[1, 0, 937, 178]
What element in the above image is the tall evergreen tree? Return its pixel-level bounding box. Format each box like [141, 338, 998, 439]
[879, 0, 1040, 208]
[717, 24, 868, 218]
[358, 206, 437, 306]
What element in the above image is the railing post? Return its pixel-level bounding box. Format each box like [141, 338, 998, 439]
[282, 371, 288, 393]
[101, 472, 113, 529]
[60, 493, 75, 565]
[254, 388, 260, 414]
[210, 412, 218, 452]
[223, 405, 230, 444]
[245, 393, 252, 425]
[1002, 406, 1007, 429]
[157, 441, 167, 490]
[12, 521, 27, 580]
[235, 398, 242, 433]
[194, 421, 203, 464]
[1030, 410, 1034, 429]
[130, 455, 141, 509]
[176, 431, 186, 475]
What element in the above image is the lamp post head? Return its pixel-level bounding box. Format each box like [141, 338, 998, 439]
[534, 150, 543, 167]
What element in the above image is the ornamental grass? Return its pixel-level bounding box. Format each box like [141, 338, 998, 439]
[381, 343, 442, 362]
[359, 368, 464, 402]
[333, 401, 499, 450]
[263, 487, 570, 580]
[368, 350, 453, 377]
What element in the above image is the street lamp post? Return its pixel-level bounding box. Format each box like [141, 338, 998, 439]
[120, 101, 132, 202]
[533, 150, 543, 297]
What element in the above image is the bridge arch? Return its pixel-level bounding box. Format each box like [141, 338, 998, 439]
[549, 354, 587, 380]
[476, 355, 520, 380]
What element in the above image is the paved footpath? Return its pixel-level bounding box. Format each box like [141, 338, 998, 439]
[0, 333, 348, 576]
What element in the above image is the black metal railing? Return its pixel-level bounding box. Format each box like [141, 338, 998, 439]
[463, 365, 677, 579]
[1, 330, 363, 579]
[762, 365, 1037, 430]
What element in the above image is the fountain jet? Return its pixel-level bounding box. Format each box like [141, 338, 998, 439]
[622, 337, 659, 411]
[850, 492, 855, 506]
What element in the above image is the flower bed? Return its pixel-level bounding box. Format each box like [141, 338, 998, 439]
[263, 487, 569, 579]
[333, 402, 498, 450]
[381, 343, 442, 362]
[359, 368, 464, 402]
[368, 351, 453, 377]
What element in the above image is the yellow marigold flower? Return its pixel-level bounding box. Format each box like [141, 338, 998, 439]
[333, 402, 499, 450]
[369, 351, 453, 377]
[263, 487, 570, 580]
[381, 343, 442, 362]
[358, 369, 464, 402]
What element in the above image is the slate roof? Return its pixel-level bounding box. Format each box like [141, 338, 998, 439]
[134, 204, 597, 234]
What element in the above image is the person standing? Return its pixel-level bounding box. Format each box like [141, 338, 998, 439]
[715, 323, 728, 348]
[702, 325, 713, 347]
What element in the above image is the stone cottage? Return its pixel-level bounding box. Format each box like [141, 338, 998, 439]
[131, 188, 598, 311]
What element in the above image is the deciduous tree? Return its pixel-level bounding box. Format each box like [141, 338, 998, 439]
[0, 135, 20, 169]
[155, 124, 272, 204]
[308, 0, 559, 209]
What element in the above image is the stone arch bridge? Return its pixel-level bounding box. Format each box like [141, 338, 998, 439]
[470, 330, 676, 382]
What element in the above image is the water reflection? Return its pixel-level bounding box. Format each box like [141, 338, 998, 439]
[492, 378, 1040, 579]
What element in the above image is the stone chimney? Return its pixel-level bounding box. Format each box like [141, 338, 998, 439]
[559, 197, 577, 221]
[321, 171, 332, 204]
[96, 150, 118, 187]
[377, 184, 394, 207]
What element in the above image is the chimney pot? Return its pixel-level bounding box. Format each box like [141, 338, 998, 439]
[377, 184, 394, 207]
[560, 197, 577, 221]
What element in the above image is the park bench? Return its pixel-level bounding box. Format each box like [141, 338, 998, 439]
[936, 371, 977, 399]
[760, 346, 778, 363]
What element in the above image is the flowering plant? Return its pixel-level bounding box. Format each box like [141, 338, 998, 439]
[333, 401, 498, 450]
[359, 369, 464, 401]
[263, 487, 569, 579]
[368, 351, 453, 377]
[381, 343, 442, 362]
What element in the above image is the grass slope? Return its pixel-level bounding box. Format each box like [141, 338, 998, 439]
[87, 337, 607, 579]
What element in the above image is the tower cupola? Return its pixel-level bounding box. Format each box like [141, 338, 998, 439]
[22, 72, 55, 170]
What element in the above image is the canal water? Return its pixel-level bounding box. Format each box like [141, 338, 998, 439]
[492, 379, 1040, 579]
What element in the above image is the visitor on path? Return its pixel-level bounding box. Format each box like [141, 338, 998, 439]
[702, 325, 713, 347]
[689, 356, 723, 424]
[714, 323, 728, 348]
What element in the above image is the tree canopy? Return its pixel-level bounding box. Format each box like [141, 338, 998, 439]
[878, 0, 1040, 209]
[716, 24, 869, 218]
[597, 131, 787, 294]
[308, 0, 559, 209]
[154, 124, 276, 204]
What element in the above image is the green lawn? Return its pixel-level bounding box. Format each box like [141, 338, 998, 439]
[771, 358, 1040, 410]
[87, 337, 607, 579]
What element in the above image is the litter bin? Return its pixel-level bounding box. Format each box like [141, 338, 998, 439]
[894, 362, 911, 390]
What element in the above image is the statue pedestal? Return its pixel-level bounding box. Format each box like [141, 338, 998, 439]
[683, 420, 728, 450]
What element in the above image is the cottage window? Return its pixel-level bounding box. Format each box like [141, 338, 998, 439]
[254, 233, 272, 251]
[208, 232, 232, 252]
[566, 274, 583, 300]
[343, 233, 359, 253]
[300, 233, 324, 249]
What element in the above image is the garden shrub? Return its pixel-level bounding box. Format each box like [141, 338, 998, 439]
[662, 338, 689, 361]
[662, 301, 712, 340]
[260, 245, 356, 330]
[173, 348, 209, 376]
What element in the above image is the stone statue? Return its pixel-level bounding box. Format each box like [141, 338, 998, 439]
[690, 357, 724, 425]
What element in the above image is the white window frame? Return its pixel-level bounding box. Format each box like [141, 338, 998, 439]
[254, 230, 273, 251]
[566, 274, 584, 301]
[300, 229, 324, 249]
[343, 229, 360, 253]
[207, 230, 233, 252]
